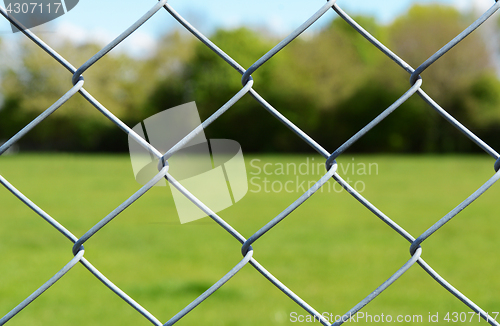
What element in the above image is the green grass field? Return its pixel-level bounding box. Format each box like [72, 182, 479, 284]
[0, 154, 499, 325]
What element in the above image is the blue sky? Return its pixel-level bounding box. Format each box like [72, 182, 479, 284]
[0, 0, 494, 56]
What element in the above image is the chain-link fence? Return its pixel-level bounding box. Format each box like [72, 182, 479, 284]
[1, 1, 500, 325]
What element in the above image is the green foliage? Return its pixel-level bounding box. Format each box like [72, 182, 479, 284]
[385, 5, 498, 152]
[1, 4, 499, 153]
[0, 39, 158, 151]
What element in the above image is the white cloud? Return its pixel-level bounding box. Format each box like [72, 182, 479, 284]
[53, 21, 157, 59]
[119, 30, 157, 59]
[453, 0, 495, 13]
[54, 21, 93, 45]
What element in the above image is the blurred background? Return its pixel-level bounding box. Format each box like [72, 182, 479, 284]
[1, 0, 499, 154]
[1, 2, 500, 325]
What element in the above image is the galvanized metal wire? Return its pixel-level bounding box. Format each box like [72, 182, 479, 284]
[1, 1, 500, 325]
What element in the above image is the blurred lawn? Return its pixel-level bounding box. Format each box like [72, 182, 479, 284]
[0, 154, 499, 325]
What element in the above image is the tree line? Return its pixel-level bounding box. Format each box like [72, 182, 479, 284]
[1, 4, 500, 153]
